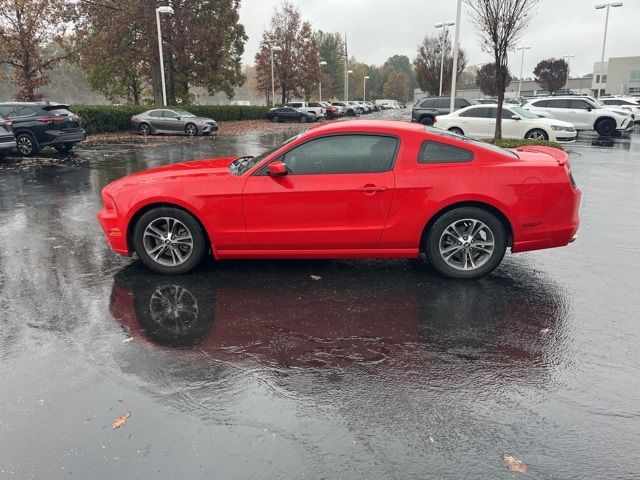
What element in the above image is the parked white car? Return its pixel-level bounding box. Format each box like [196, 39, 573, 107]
[599, 97, 640, 122]
[436, 104, 577, 142]
[285, 102, 326, 118]
[521, 96, 634, 136]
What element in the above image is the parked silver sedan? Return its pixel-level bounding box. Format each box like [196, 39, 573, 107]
[131, 109, 219, 136]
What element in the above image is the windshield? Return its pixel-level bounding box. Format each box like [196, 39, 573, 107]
[512, 107, 538, 119]
[173, 110, 196, 117]
[426, 127, 519, 159]
[228, 132, 305, 175]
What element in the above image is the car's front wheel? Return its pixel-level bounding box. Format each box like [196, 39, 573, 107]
[139, 123, 151, 135]
[420, 116, 434, 126]
[425, 207, 507, 279]
[525, 129, 548, 141]
[299, 115, 308, 123]
[595, 118, 616, 136]
[271, 115, 279, 123]
[448, 127, 464, 136]
[133, 207, 207, 275]
[54, 143, 75, 154]
[15, 133, 39, 157]
[185, 123, 198, 136]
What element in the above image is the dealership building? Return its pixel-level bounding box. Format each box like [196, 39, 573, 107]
[414, 56, 640, 100]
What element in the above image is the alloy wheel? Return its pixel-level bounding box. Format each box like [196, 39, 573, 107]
[186, 124, 197, 136]
[527, 130, 547, 140]
[143, 217, 194, 267]
[140, 124, 151, 135]
[438, 218, 495, 271]
[17, 136, 34, 156]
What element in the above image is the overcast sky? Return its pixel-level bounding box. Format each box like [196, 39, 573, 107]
[239, 0, 639, 78]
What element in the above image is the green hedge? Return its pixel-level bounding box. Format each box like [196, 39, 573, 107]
[482, 138, 565, 151]
[70, 104, 270, 134]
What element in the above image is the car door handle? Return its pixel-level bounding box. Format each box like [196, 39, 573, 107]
[357, 185, 387, 193]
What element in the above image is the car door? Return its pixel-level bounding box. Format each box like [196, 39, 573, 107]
[163, 110, 184, 132]
[567, 99, 594, 129]
[544, 99, 571, 123]
[498, 107, 525, 138]
[242, 134, 398, 250]
[458, 107, 493, 137]
[147, 110, 166, 131]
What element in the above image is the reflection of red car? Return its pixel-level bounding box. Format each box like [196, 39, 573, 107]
[97, 120, 581, 278]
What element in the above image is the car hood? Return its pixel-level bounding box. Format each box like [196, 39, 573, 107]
[185, 116, 216, 123]
[104, 157, 235, 193]
[525, 116, 574, 128]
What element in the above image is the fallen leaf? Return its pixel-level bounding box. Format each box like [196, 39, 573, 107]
[310, 275, 322, 281]
[263, 426, 270, 432]
[352, 438, 359, 445]
[122, 337, 133, 343]
[540, 328, 551, 334]
[38, 399, 45, 406]
[503, 453, 528, 474]
[428, 437, 434, 443]
[112, 411, 131, 430]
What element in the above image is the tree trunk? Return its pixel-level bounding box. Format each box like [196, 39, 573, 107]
[281, 84, 286, 107]
[494, 61, 506, 140]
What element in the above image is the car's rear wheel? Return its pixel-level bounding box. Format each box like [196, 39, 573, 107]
[271, 115, 279, 123]
[420, 116, 434, 126]
[299, 115, 308, 123]
[139, 123, 151, 135]
[54, 143, 74, 154]
[448, 127, 464, 136]
[425, 207, 507, 279]
[15, 133, 39, 157]
[525, 129, 548, 141]
[185, 123, 198, 136]
[133, 207, 207, 275]
[595, 118, 616, 136]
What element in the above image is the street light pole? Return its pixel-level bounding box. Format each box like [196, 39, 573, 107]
[449, 0, 462, 113]
[270, 46, 282, 107]
[346, 70, 353, 101]
[155, 6, 174, 106]
[563, 54, 575, 90]
[595, 2, 623, 98]
[434, 21, 455, 97]
[319, 60, 327, 101]
[364, 76, 370, 102]
[516, 46, 531, 98]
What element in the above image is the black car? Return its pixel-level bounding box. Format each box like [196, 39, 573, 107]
[266, 107, 317, 123]
[411, 96, 479, 125]
[0, 116, 15, 160]
[0, 102, 86, 156]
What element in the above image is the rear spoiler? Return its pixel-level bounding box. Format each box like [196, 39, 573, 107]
[513, 145, 569, 166]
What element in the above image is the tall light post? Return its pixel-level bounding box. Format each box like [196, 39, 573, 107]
[563, 54, 575, 90]
[270, 46, 282, 106]
[595, 2, 623, 98]
[363, 76, 370, 101]
[434, 21, 455, 97]
[318, 60, 327, 101]
[449, 0, 462, 113]
[516, 46, 531, 98]
[346, 70, 353, 101]
[155, 5, 174, 106]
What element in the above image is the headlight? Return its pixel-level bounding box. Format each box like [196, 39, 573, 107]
[551, 125, 574, 132]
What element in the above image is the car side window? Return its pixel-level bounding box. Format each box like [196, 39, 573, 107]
[148, 110, 163, 117]
[501, 108, 516, 119]
[278, 135, 398, 175]
[289, 103, 302, 108]
[547, 99, 569, 108]
[11, 107, 37, 117]
[418, 141, 473, 164]
[454, 99, 468, 108]
[460, 107, 491, 118]
[569, 100, 590, 109]
[435, 99, 449, 108]
[533, 100, 548, 107]
[420, 99, 435, 108]
[0, 106, 14, 117]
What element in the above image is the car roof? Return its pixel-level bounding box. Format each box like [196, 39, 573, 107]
[0, 101, 67, 106]
[305, 119, 426, 136]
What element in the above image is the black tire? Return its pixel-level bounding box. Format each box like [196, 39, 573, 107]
[299, 115, 308, 123]
[139, 123, 151, 135]
[0, 151, 6, 161]
[54, 143, 74, 154]
[15, 133, 39, 157]
[448, 127, 464, 136]
[271, 115, 279, 123]
[595, 118, 616, 137]
[525, 129, 549, 141]
[133, 207, 207, 275]
[425, 207, 507, 280]
[420, 116, 434, 126]
[347, 109, 355, 116]
[185, 123, 198, 136]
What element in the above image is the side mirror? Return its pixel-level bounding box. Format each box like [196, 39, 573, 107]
[267, 160, 288, 176]
[175, 115, 181, 119]
[586, 107, 592, 112]
[511, 114, 521, 120]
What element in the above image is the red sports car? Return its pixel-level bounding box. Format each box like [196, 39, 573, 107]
[98, 120, 581, 279]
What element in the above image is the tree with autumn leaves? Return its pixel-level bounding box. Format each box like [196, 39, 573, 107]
[255, 2, 321, 106]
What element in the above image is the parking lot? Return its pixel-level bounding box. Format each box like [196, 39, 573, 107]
[0, 110, 639, 478]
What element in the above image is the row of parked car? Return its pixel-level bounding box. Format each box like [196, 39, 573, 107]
[0, 102, 86, 158]
[266, 100, 383, 123]
[411, 94, 639, 141]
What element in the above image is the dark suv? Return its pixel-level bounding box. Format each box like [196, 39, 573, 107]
[0, 102, 86, 156]
[411, 97, 479, 125]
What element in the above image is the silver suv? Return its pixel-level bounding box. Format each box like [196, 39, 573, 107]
[521, 96, 634, 136]
[285, 102, 326, 118]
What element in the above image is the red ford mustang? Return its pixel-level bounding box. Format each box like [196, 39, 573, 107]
[98, 120, 581, 279]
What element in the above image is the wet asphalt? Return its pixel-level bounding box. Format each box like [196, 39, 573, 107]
[0, 110, 639, 479]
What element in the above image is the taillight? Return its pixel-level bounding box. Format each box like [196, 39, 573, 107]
[37, 116, 66, 123]
[0, 119, 12, 126]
